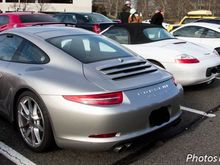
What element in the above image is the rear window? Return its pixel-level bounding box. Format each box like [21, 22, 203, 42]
[47, 34, 132, 63]
[20, 14, 58, 23]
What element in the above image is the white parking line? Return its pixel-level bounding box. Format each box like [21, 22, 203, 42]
[180, 106, 216, 118]
[0, 141, 36, 165]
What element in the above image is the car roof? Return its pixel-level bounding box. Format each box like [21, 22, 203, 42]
[171, 22, 220, 34]
[55, 12, 100, 15]
[0, 12, 47, 16]
[3, 26, 96, 39]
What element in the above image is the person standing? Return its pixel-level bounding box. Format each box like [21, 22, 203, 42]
[128, 8, 142, 23]
[150, 7, 164, 26]
[118, 1, 131, 23]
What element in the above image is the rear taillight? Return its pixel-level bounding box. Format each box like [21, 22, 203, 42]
[175, 55, 199, 64]
[89, 132, 119, 138]
[92, 24, 101, 33]
[63, 91, 123, 105]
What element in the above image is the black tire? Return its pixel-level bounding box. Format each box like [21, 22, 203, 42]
[16, 91, 54, 152]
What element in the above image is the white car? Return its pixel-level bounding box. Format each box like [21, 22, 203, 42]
[171, 22, 220, 54]
[101, 23, 220, 86]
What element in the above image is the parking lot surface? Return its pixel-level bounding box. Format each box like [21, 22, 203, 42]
[1, 80, 220, 165]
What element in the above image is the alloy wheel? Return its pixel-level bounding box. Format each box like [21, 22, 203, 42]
[17, 96, 45, 148]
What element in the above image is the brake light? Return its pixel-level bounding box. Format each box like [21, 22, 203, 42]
[92, 24, 101, 33]
[175, 55, 199, 64]
[63, 91, 123, 105]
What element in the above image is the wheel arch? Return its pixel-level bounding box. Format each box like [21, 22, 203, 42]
[13, 88, 56, 151]
[147, 59, 165, 69]
[12, 87, 46, 124]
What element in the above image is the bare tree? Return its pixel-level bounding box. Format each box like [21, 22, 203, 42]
[131, 0, 137, 9]
[36, 0, 50, 12]
[9, 3, 20, 11]
[106, 0, 124, 18]
[9, 1, 30, 12]
[93, 0, 220, 21]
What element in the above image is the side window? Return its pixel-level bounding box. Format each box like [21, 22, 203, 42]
[53, 15, 65, 22]
[173, 26, 206, 38]
[203, 29, 220, 38]
[103, 27, 130, 44]
[0, 16, 9, 26]
[14, 40, 49, 64]
[63, 15, 77, 23]
[76, 14, 90, 23]
[0, 35, 23, 61]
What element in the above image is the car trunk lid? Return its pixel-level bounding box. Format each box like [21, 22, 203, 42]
[148, 38, 214, 60]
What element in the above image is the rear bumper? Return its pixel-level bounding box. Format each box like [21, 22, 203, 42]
[55, 111, 182, 151]
[165, 57, 220, 86]
[41, 80, 183, 151]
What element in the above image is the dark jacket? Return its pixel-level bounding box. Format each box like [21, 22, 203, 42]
[118, 5, 131, 23]
[150, 12, 164, 26]
[119, 12, 130, 23]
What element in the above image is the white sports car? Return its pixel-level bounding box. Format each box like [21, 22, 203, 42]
[101, 23, 220, 86]
[171, 22, 220, 55]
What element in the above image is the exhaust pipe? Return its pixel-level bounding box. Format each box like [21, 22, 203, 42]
[113, 143, 132, 152]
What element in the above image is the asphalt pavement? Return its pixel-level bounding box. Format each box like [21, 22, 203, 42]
[1, 80, 220, 165]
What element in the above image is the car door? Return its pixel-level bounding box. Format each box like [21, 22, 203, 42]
[0, 34, 23, 116]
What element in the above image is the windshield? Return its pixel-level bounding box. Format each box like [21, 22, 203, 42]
[82, 13, 113, 23]
[143, 27, 175, 42]
[47, 34, 132, 63]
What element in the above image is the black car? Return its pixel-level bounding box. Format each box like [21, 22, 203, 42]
[53, 12, 117, 33]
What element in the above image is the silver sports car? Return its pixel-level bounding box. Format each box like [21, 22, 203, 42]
[0, 26, 183, 152]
